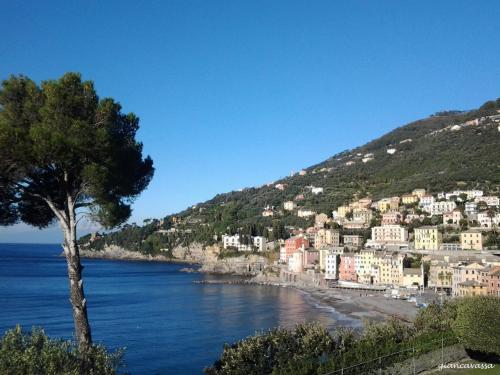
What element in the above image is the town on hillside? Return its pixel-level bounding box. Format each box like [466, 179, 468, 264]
[221, 188, 500, 300]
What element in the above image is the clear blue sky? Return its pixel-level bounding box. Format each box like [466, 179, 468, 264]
[1, 0, 499, 243]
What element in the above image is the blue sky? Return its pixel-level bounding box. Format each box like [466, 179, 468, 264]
[1, 0, 499, 243]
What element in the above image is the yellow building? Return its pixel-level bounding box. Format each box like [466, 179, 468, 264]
[456, 280, 488, 296]
[374, 253, 404, 285]
[314, 228, 340, 249]
[337, 205, 351, 218]
[402, 194, 418, 205]
[401, 268, 424, 287]
[412, 189, 426, 198]
[460, 230, 484, 250]
[414, 226, 442, 250]
[390, 196, 400, 210]
[377, 200, 391, 213]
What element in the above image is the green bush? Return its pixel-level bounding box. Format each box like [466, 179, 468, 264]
[452, 296, 500, 356]
[204, 323, 334, 375]
[0, 326, 123, 375]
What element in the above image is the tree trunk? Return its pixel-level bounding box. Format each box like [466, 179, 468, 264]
[45, 193, 93, 352]
[64, 245, 92, 352]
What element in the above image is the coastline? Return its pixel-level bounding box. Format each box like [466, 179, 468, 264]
[196, 278, 418, 324]
[79, 248, 200, 265]
[80, 249, 418, 325]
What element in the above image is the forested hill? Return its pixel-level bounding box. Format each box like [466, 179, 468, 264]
[81, 99, 500, 254]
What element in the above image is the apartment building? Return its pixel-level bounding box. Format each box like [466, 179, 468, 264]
[460, 230, 484, 250]
[414, 226, 442, 250]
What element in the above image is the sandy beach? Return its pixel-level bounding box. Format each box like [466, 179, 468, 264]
[294, 285, 419, 323]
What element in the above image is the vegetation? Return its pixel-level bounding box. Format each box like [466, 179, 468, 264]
[206, 296, 500, 375]
[85, 98, 500, 255]
[0, 326, 123, 375]
[0, 73, 154, 351]
[452, 296, 500, 356]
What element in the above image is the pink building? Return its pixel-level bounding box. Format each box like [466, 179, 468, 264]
[284, 236, 309, 261]
[339, 253, 357, 282]
[302, 249, 319, 268]
[480, 266, 500, 296]
[381, 211, 401, 226]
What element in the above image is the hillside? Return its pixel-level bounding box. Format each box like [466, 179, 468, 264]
[81, 98, 500, 255]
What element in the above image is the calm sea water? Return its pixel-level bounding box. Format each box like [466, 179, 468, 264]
[0, 243, 358, 374]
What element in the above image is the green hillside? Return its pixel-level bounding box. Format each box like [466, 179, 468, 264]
[81, 99, 500, 254]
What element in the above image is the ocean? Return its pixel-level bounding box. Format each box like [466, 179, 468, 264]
[0, 243, 356, 374]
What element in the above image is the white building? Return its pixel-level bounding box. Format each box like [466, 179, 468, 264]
[311, 187, 324, 195]
[419, 195, 435, 209]
[369, 225, 408, 247]
[465, 202, 478, 215]
[324, 253, 340, 280]
[222, 235, 266, 252]
[475, 196, 500, 207]
[297, 209, 315, 218]
[428, 201, 457, 216]
[446, 190, 483, 200]
[284, 201, 297, 211]
[288, 251, 304, 273]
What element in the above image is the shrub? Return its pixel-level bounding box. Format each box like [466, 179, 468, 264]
[0, 326, 123, 375]
[452, 296, 500, 356]
[204, 323, 334, 375]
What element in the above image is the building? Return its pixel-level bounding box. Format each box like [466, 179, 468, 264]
[419, 195, 435, 209]
[465, 202, 478, 215]
[222, 235, 266, 252]
[339, 253, 357, 282]
[297, 209, 315, 218]
[314, 228, 340, 249]
[414, 226, 442, 250]
[446, 190, 483, 200]
[402, 194, 418, 205]
[284, 201, 296, 211]
[262, 209, 274, 217]
[428, 201, 457, 216]
[402, 267, 424, 287]
[369, 225, 408, 248]
[357, 198, 373, 209]
[443, 209, 462, 225]
[460, 230, 484, 250]
[324, 253, 340, 280]
[475, 196, 500, 207]
[452, 262, 485, 296]
[302, 249, 319, 268]
[314, 213, 329, 228]
[405, 213, 423, 224]
[318, 247, 343, 271]
[282, 236, 310, 262]
[377, 199, 392, 213]
[311, 187, 324, 195]
[352, 208, 373, 225]
[429, 260, 454, 293]
[381, 211, 401, 226]
[477, 212, 492, 228]
[479, 266, 500, 296]
[412, 189, 426, 198]
[389, 196, 400, 210]
[337, 205, 351, 218]
[374, 252, 405, 285]
[342, 234, 364, 249]
[288, 251, 304, 273]
[456, 280, 488, 296]
[440, 243, 461, 251]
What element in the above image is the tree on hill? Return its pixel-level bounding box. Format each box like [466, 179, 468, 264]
[0, 73, 154, 353]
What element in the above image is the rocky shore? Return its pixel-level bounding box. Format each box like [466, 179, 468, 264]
[81, 245, 418, 324]
[79, 245, 197, 264]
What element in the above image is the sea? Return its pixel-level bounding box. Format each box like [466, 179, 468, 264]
[0, 243, 358, 374]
